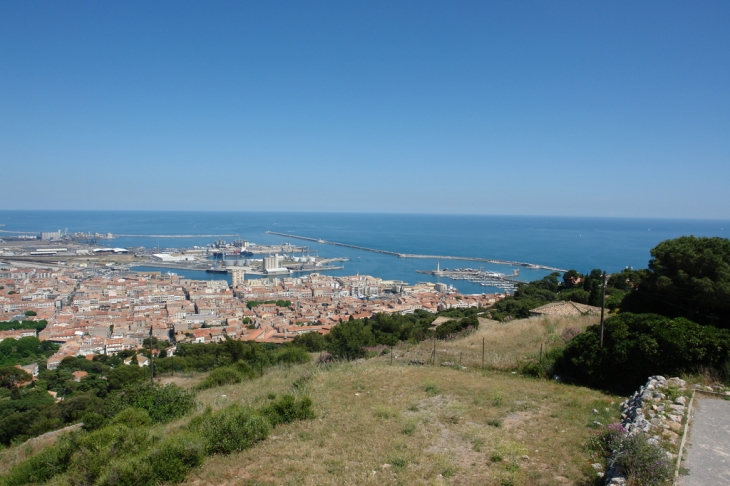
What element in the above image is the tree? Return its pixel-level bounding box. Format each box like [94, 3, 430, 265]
[325, 320, 375, 360]
[291, 332, 325, 352]
[621, 236, 730, 327]
[562, 270, 581, 288]
[556, 312, 730, 392]
[0, 366, 32, 389]
[24, 310, 37, 317]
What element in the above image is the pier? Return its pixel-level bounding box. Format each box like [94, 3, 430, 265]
[416, 267, 526, 291]
[265, 231, 567, 272]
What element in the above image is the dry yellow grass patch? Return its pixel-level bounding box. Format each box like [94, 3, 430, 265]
[183, 358, 618, 486]
[390, 315, 599, 370]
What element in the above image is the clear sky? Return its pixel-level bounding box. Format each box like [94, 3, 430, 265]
[1, 1, 729, 218]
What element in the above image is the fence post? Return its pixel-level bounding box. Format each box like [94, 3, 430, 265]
[482, 337, 485, 370]
[432, 336, 436, 366]
[539, 343, 543, 363]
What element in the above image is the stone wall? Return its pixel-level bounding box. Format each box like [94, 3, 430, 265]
[604, 375, 689, 486]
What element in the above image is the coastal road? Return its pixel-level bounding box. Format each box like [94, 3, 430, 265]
[680, 394, 730, 485]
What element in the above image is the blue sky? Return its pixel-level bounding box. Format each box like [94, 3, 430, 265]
[1, 1, 729, 218]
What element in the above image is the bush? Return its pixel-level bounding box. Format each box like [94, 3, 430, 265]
[195, 366, 243, 390]
[276, 346, 311, 364]
[611, 434, 672, 486]
[325, 320, 375, 360]
[81, 412, 107, 431]
[96, 456, 155, 486]
[193, 405, 271, 455]
[588, 423, 626, 460]
[65, 424, 151, 484]
[556, 313, 730, 392]
[292, 332, 326, 352]
[0, 436, 76, 486]
[520, 346, 564, 379]
[146, 433, 206, 483]
[110, 407, 152, 428]
[260, 394, 316, 427]
[114, 382, 196, 423]
[434, 316, 479, 339]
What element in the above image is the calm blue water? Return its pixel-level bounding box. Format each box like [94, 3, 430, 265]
[2, 211, 729, 294]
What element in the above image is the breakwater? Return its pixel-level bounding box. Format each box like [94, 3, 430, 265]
[265, 231, 567, 272]
[114, 234, 240, 238]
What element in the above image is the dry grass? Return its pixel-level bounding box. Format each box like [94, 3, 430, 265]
[0, 317, 617, 485]
[391, 315, 599, 370]
[183, 354, 618, 486]
[0, 424, 83, 475]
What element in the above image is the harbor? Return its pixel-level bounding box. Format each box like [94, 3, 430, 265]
[266, 231, 567, 272]
[416, 264, 526, 292]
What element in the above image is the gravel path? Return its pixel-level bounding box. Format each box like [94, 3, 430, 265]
[680, 395, 730, 485]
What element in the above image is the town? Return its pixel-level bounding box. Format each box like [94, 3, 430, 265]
[0, 261, 503, 370]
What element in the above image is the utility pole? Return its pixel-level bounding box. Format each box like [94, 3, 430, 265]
[600, 271, 607, 348]
[149, 328, 154, 383]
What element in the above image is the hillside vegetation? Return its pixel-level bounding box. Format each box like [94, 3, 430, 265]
[0, 315, 618, 486]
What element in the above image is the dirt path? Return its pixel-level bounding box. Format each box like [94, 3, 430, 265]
[680, 395, 730, 485]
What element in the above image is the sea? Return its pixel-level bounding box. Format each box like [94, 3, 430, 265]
[1, 211, 729, 295]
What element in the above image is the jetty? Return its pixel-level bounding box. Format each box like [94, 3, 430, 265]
[114, 234, 240, 238]
[265, 231, 567, 272]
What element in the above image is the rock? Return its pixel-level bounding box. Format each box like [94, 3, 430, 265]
[653, 392, 666, 400]
[591, 463, 603, 471]
[675, 396, 687, 406]
[651, 417, 664, 426]
[669, 404, 686, 413]
[521, 455, 529, 461]
[667, 377, 687, 388]
[592, 409, 599, 414]
[608, 478, 627, 486]
[667, 414, 682, 423]
[662, 429, 680, 444]
[648, 437, 659, 446]
[666, 421, 682, 432]
[593, 421, 603, 427]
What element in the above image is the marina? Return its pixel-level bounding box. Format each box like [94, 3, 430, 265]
[416, 265, 526, 292]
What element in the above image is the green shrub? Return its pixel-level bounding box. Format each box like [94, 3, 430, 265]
[193, 405, 271, 455]
[81, 412, 106, 431]
[611, 434, 672, 486]
[96, 456, 155, 486]
[196, 366, 243, 390]
[114, 382, 195, 423]
[556, 313, 730, 392]
[147, 433, 206, 483]
[276, 346, 311, 364]
[232, 360, 256, 378]
[59, 424, 151, 485]
[0, 437, 75, 486]
[520, 347, 564, 379]
[434, 315, 479, 339]
[110, 407, 152, 428]
[259, 394, 315, 427]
